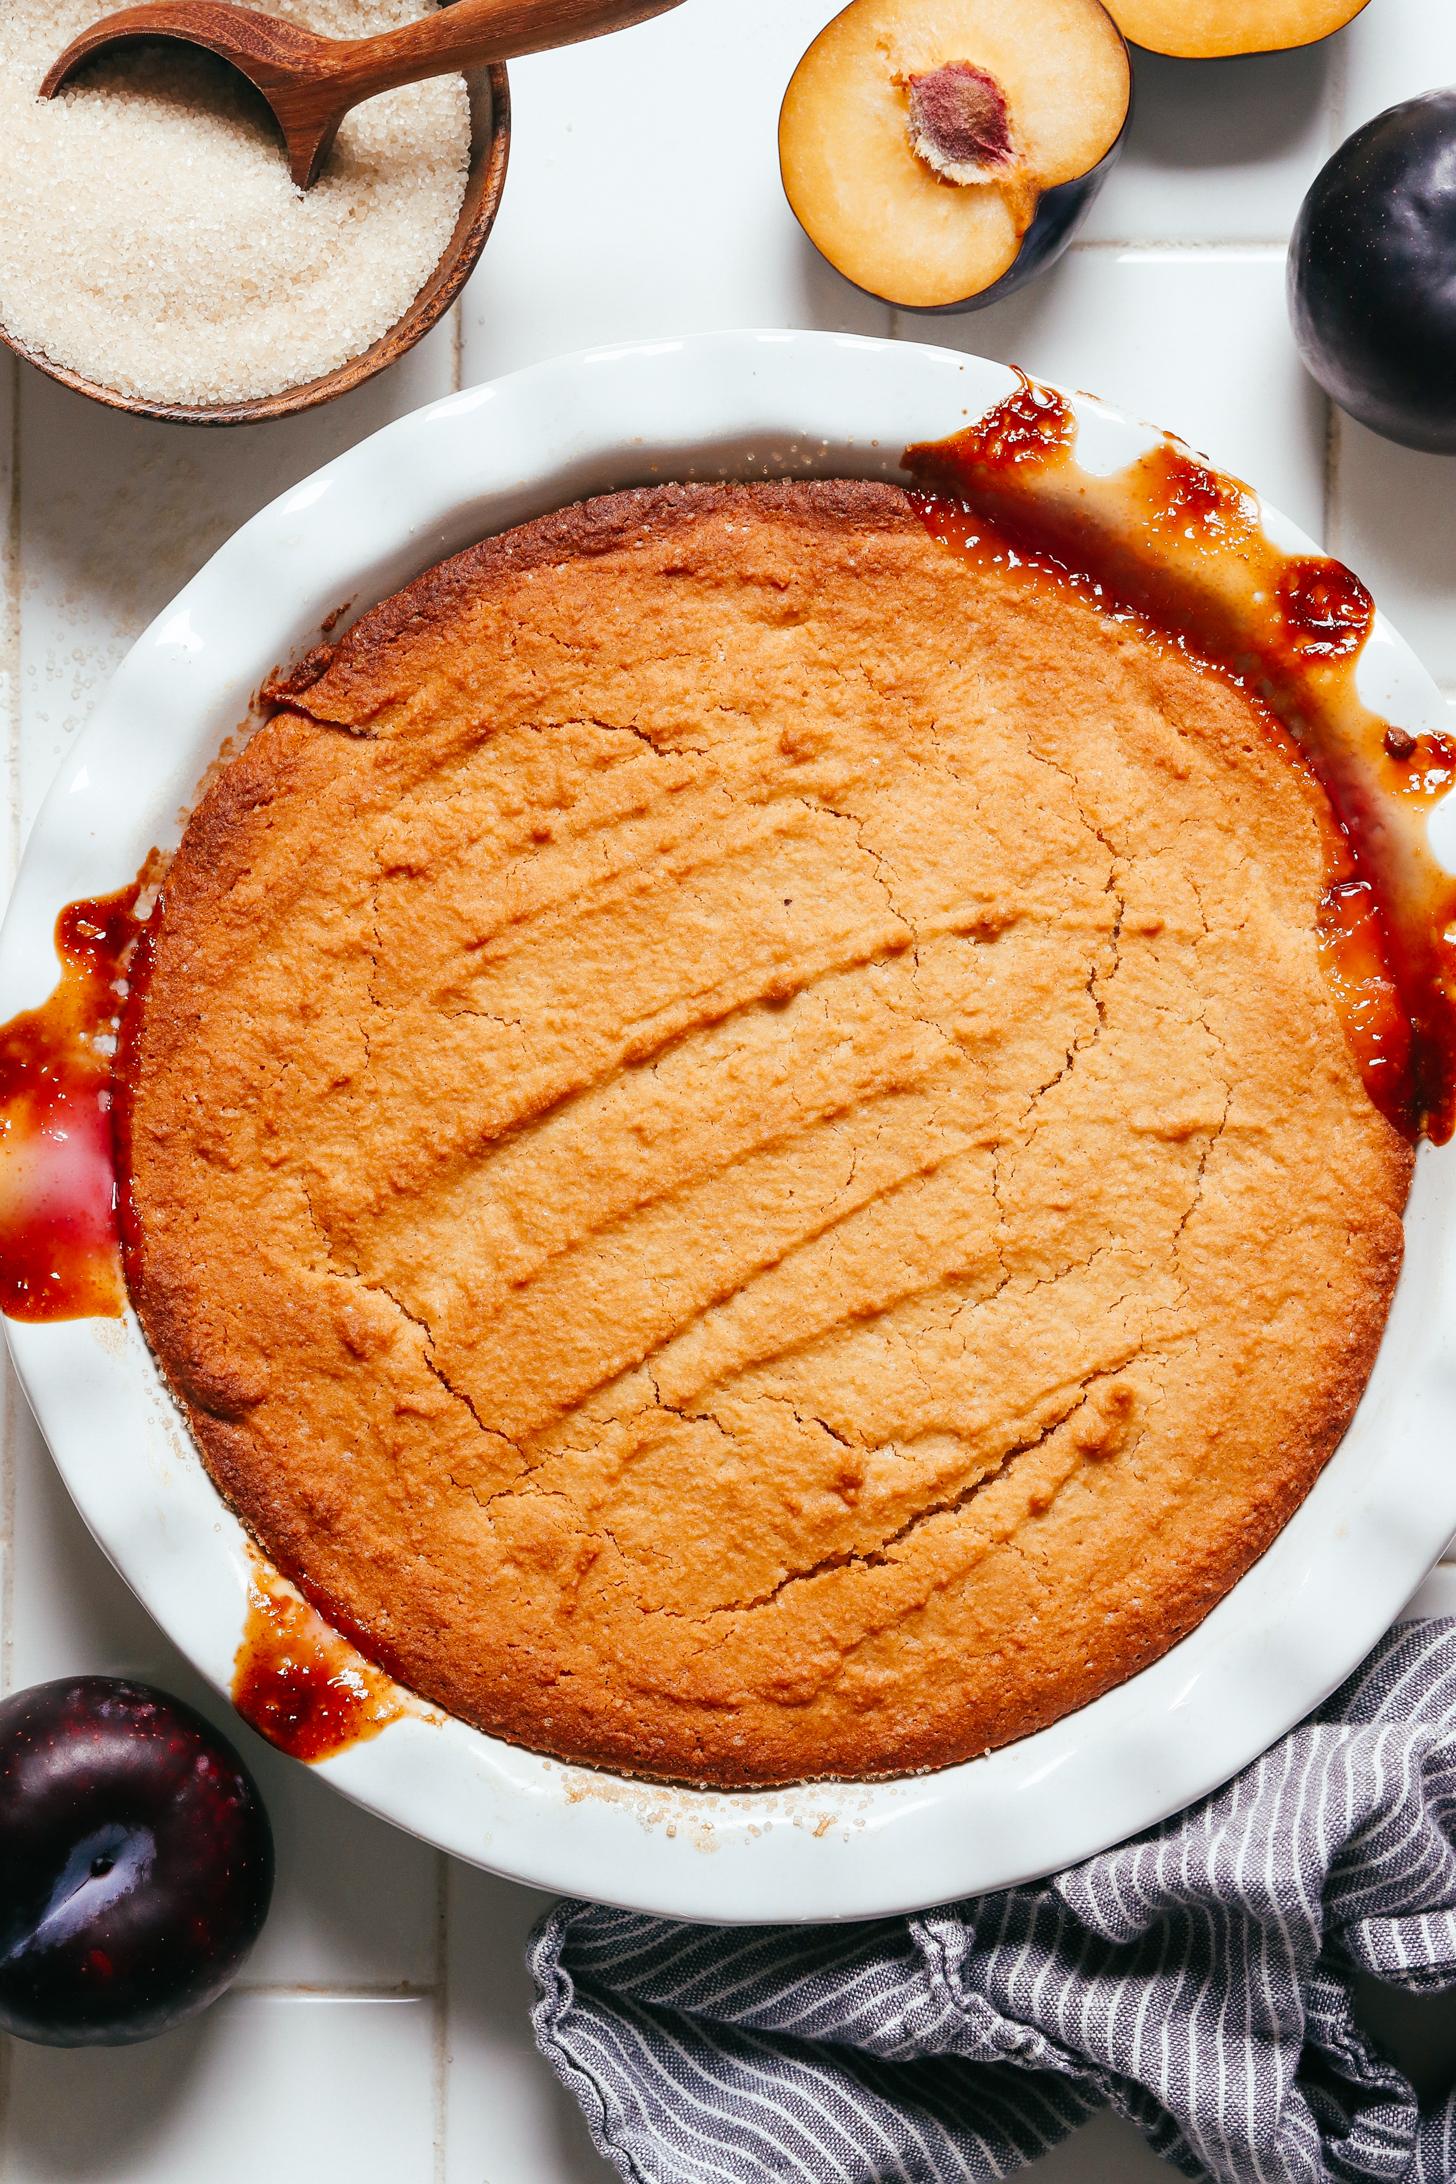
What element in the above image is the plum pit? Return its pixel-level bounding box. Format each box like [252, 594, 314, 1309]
[905, 62, 1015, 185]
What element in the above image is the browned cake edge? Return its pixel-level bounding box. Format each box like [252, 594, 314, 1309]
[282, 478, 925, 727]
[123, 479, 1415, 1786]
[143, 1235, 1410, 1786]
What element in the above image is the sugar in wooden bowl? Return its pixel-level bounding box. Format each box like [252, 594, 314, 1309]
[0, 0, 477, 417]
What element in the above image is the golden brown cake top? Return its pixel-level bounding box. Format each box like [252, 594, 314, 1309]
[123, 480, 1409, 1785]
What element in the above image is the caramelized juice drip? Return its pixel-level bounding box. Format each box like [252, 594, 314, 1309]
[233, 1549, 404, 1762]
[904, 377, 1456, 1143]
[110, 904, 161, 1288]
[0, 889, 144, 1320]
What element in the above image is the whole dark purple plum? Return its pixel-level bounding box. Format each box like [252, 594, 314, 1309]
[1289, 91, 1456, 453]
[0, 1678, 273, 2046]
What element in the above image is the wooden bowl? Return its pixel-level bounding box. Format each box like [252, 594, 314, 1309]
[0, 57, 511, 427]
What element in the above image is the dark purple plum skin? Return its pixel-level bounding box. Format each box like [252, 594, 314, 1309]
[1289, 92, 1456, 453]
[0, 1679, 273, 2047]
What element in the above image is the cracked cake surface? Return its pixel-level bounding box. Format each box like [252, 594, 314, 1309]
[122, 479, 1411, 1785]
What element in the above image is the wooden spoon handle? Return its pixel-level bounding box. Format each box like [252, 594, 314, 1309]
[327, 0, 686, 100]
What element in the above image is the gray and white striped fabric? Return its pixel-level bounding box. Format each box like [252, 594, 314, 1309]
[530, 1616, 1456, 2183]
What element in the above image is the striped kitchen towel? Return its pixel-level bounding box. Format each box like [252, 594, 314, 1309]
[529, 1615, 1456, 2183]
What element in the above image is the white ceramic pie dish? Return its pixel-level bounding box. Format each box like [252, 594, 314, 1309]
[4, 329, 1456, 1924]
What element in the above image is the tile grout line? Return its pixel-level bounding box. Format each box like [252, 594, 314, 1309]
[0, 352, 17, 2184]
[1326, 17, 1351, 152]
[1324, 403, 1344, 555]
[231, 1979, 441, 2000]
[5, 359, 19, 888]
[1067, 236, 1293, 255]
[1315, 0, 1345, 558]
[1, 361, 20, 1711]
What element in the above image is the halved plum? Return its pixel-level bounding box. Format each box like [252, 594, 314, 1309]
[1104, 0, 1368, 59]
[779, 0, 1131, 312]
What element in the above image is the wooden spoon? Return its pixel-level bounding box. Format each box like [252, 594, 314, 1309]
[40, 0, 685, 187]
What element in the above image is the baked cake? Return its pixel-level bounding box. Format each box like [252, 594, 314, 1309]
[121, 481, 1410, 1785]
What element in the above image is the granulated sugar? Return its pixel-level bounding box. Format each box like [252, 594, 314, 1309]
[0, 0, 473, 408]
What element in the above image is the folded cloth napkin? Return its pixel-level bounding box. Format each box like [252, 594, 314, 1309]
[530, 1616, 1456, 2184]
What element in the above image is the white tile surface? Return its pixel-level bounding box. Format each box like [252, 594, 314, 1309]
[460, 0, 890, 383]
[1026, 2113, 1178, 2182]
[3, 0, 1456, 2177]
[1339, 0, 1456, 131]
[1405, 1566, 1456, 1622]
[1082, 41, 1341, 243]
[446, 1871, 604, 2184]
[1, 1995, 436, 2183]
